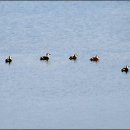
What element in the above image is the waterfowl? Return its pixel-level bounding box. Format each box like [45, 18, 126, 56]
[121, 65, 129, 73]
[40, 53, 51, 61]
[69, 54, 78, 60]
[5, 56, 12, 63]
[90, 55, 100, 62]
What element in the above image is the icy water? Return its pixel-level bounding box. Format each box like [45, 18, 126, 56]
[0, 1, 130, 129]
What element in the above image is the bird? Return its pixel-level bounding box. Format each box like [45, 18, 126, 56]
[90, 55, 100, 62]
[121, 65, 129, 73]
[5, 56, 12, 64]
[69, 54, 78, 60]
[40, 53, 51, 61]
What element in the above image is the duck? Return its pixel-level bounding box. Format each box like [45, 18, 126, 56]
[40, 53, 51, 61]
[121, 65, 129, 73]
[90, 55, 100, 62]
[69, 54, 78, 60]
[5, 56, 12, 63]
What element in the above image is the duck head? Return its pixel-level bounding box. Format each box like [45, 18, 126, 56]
[74, 54, 78, 57]
[9, 56, 12, 59]
[95, 55, 99, 59]
[46, 53, 51, 57]
[126, 65, 129, 68]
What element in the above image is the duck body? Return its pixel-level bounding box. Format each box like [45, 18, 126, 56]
[40, 53, 51, 61]
[40, 56, 49, 61]
[5, 56, 12, 63]
[121, 66, 129, 73]
[90, 55, 99, 62]
[69, 54, 77, 60]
